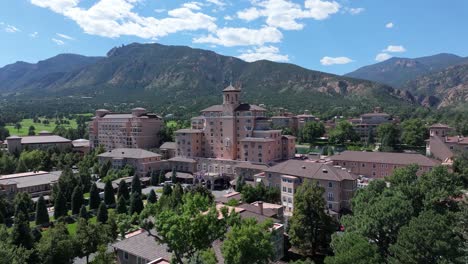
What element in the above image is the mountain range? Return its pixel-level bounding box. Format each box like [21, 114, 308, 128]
[0, 43, 415, 116]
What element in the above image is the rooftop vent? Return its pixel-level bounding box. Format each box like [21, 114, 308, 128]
[322, 169, 328, 173]
[301, 165, 306, 169]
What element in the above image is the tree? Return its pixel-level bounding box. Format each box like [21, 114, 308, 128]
[129, 192, 144, 215]
[14, 192, 33, 218]
[400, 119, 428, 147]
[116, 196, 127, 214]
[79, 205, 88, 220]
[28, 125, 35, 136]
[14, 122, 21, 133]
[329, 121, 358, 145]
[117, 180, 130, 200]
[324, 232, 382, 264]
[154, 193, 226, 263]
[171, 168, 177, 183]
[389, 210, 464, 264]
[15, 158, 28, 173]
[301, 122, 325, 145]
[222, 218, 274, 264]
[53, 190, 68, 219]
[104, 181, 115, 206]
[76, 218, 106, 264]
[35, 195, 49, 226]
[11, 212, 33, 249]
[147, 189, 158, 204]
[97, 202, 108, 224]
[163, 183, 173, 196]
[37, 223, 75, 264]
[89, 183, 101, 210]
[159, 170, 166, 185]
[131, 175, 142, 195]
[151, 170, 159, 186]
[289, 180, 336, 256]
[0, 226, 31, 264]
[172, 183, 184, 208]
[90, 245, 115, 264]
[71, 185, 84, 215]
[377, 123, 400, 151]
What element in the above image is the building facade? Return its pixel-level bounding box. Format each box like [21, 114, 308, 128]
[98, 148, 168, 177]
[89, 108, 164, 150]
[329, 151, 440, 178]
[0, 171, 61, 198]
[173, 84, 296, 178]
[5, 133, 72, 154]
[426, 124, 468, 165]
[256, 160, 358, 214]
[349, 108, 396, 142]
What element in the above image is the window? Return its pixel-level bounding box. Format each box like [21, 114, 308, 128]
[283, 187, 287, 192]
[327, 192, 334, 201]
[328, 203, 333, 209]
[328, 182, 333, 188]
[288, 188, 292, 193]
[361, 163, 365, 167]
[373, 163, 376, 168]
[288, 197, 292, 203]
[124, 252, 129, 260]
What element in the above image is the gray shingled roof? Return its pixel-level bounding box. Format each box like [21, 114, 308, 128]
[98, 148, 161, 159]
[7, 135, 71, 144]
[239, 137, 275, 143]
[329, 151, 440, 167]
[265, 160, 357, 181]
[201, 105, 223, 112]
[175, 129, 203, 134]
[112, 230, 172, 262]
[159, 142, 176, 150]
[0, 171, 61, 188]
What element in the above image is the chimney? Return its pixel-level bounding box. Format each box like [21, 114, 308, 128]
[258, 201, 264, 215]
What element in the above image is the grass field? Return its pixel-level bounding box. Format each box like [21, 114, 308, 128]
[5, 118, 78, 136]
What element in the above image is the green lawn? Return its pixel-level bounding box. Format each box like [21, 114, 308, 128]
[5, 118, 78, 136]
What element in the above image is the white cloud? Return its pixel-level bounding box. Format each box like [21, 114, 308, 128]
[206, 0, 225, 6]
[383, 45, 406, 53]
[154, 9, 166, 13]
[347, 7, 364, 15]
[52, 38, 65, 45]
[183, 2, 203, 10]
[238, 45, 289, 62]
[4, 24, 20, 33]
[385, 22, 394, 28]
[237, 0, 340, 30]
[31, 0, 218, 39]
[194, 26, 283, 47]
[56, 33, 74, 40]
[375, 53, 392, 62]
[224, 15, 233, 20]
[320, 56, 353, 65]
[30, 32, 39, 38]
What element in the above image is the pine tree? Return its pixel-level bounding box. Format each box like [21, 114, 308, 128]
[163, 183, 173, 196]
[172, 183, 184, 208]
[117, 180, 130, 200]
[159, 170, 166, 185]
[71, 185, 84, 215]
[171, 168, 177, 183]
[89, 183, 101, 210]
[79, 205, 88, 220]
[35, 195, 49, 226]
[104, 181, 115, 206]
[147, 189, 157, 204]
[116, 196, 127, 215]
[11, 212, 33, 249]
[129, 192, 143, 215]
[53, 190, 67, 219]
[97, 202, 108, 223]
[131, 175, 142, 195]
[150, 170, 159, 186]
[16, 158, 28, 173]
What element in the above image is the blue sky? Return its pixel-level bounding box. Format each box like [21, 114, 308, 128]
[1, 0, 467, 75]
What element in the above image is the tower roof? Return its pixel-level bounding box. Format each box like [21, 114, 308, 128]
[223, 84, 240, 92]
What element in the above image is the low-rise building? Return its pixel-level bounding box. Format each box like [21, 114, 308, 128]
[426, 124, 468, 165]
[4, 133, 72, 154]
[89, 107, 164, 150]
[159, 142, 176, 159]
[329, 150, 440, 178]
[0, 171, 61, 198]
[349, 108, 396, 142]
[256, 160, 358, 214]
[72, 139, 91, 155]
[98, 148, 168, 177]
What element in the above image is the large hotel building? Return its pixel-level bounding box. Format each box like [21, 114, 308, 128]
[89, 108, 164, 150]
[172, 84, 296, 176]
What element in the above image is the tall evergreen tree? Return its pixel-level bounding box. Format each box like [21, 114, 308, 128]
[97, 202, 108, 224]
[171, 168, 177, 183]
[131, 175, 142, 195]
[71, 185, 84, 215]
[159, 170, 166, 185]
[147, 189, 158, 204]
[11, 212, 33, 249]
[172, 183, 184, 208]
[79, 205, 88, 220]
[104, 181, 115, 206]
[150, 170, 159, 186]
[289, 180, 336, 256]
[14, 192, 33, 218]
[116, 196, 127, 215]
[35, 195, 49, 226]
[163, 183, 173, 196]
[129, 192, 143, 215]
[54, 190, 68, 219]
[89, 183, 101, 210]
[117, 180, 130, 200]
